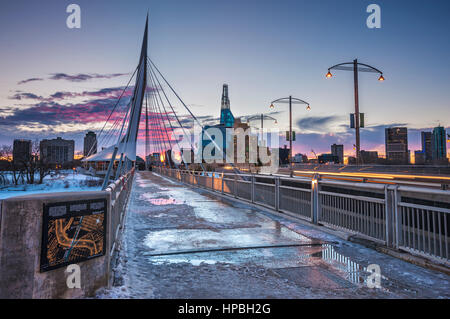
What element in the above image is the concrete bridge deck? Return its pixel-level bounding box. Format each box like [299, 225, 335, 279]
[97, 171, 450, 299]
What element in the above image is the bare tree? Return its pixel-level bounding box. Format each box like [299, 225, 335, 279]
[0, 145, 23, 186]
[17, 140, 52, 185]
[36, 140, 51, 184]
[20, 140, 39, 184]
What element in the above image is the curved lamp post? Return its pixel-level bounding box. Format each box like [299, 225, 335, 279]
[247, 114, 278, 130]
[269, 96, 310, 176]
[326, 59, 384, 165]
[247, 113, 277, 149]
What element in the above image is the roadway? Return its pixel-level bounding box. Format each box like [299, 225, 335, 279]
[97, 171, 450, 298]
[225, 164, 450, 188]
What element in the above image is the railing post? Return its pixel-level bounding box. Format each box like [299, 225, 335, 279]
[251, 174, 255, 203]
[311, 174, 320, 224]
[275, 177, 280, 211]
[211, 172, 214, 190]
[234, 174, 237, 198]
[394, 186, 401, 249]
[385, 185, 399, 248]
[221, 174, 224, 194]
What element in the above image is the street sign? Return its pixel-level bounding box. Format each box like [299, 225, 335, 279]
[350, 113, 365, 128]
[286, 131, 296, 141]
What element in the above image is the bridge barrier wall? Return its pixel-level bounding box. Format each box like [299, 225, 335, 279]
[0, 169, 134, 299]
[156, 167, 449, 266]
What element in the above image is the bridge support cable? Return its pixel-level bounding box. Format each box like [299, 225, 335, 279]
[147, 65, 185, 169]
[99, 104, 130, 151]
[147, 61, 205, 171]
[149, 58, 241, 176]
[145, 93, 150, 170]
[103, 18, 148, 187]
[148, 86, 173, 168]
[87, 66, 138, 158]
[147, 72, 173, 166]
[148, 92, 166, 167]
[102, 97, 135, 189]
[114, 102, 133, 180]
[147, 93, 163, 160]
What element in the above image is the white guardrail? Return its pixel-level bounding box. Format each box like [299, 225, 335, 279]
[156, 167, 449, 264]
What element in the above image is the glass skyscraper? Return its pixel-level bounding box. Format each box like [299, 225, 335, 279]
[431, 126, 447, 161]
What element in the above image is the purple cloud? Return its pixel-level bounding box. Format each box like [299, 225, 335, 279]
[9, 92, 44, 100]
[48, 73, 128, 82]
[17, 77, 44, 85]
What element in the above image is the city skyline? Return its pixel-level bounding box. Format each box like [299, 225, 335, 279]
[0, 0, 449, 158]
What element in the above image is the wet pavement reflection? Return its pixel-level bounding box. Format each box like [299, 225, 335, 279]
[97, 172, 450, 299]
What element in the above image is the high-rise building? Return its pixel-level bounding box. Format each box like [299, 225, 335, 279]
[294, 153, 308, 163]
[421, 132, 432, 163]
[385, 127, 409, 164]
[278, 145, 290, 165]
[360, 150, 379, 164]
[13, 139, 32, 163]
[331, 144, 344, 164]
[431, 126, 447, 163]
[414, 150, 426, 165]
[318, 153, 339, 164]
[83, 131, 97, 157]
[40, 137, 75, 165]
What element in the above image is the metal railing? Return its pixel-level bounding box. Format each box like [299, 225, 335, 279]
[154, 167, 450, 264]
[318, 181, 387, 244]
[105, 168, 135, 256]
[396, 187, 449, 260]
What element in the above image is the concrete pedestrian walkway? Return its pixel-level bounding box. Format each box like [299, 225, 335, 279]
[97, 171, 450, 299]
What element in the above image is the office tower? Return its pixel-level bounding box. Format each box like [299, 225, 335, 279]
[360, 150, 379, 164]
[13, 139, 32, 163]
[385, 127, 409, 164]
[331, 144, 344, 164]
[83, 131, 97, 157]
[40, 137, 75, 165]
[414, 150, 426, 165]
[421, 132, 432, 163]
[431, 126, 447, 163]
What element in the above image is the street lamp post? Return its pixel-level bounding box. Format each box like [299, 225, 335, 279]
[270, 96, 311, 176]
[247, 113, 277, 146]
[326, 59, 384, 165]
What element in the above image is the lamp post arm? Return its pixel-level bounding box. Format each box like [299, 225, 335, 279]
[328, 62, 383, 75]
[328, 62, 354, 71]
[356, 63, 383, 74]
[271, 97, 310, 106]
[247, 115, 276, 122]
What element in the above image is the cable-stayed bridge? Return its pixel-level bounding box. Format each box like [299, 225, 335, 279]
[0, 16, 448, 299]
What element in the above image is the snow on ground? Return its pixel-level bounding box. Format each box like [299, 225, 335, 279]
[0, 170, 102, 200]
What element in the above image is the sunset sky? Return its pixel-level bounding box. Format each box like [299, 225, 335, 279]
[0, 0, 449, 158]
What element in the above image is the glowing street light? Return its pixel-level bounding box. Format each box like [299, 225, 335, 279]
[326, 59, 384, 165]
[247, 114, 278, 147]
[269, 96, 311, 176]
